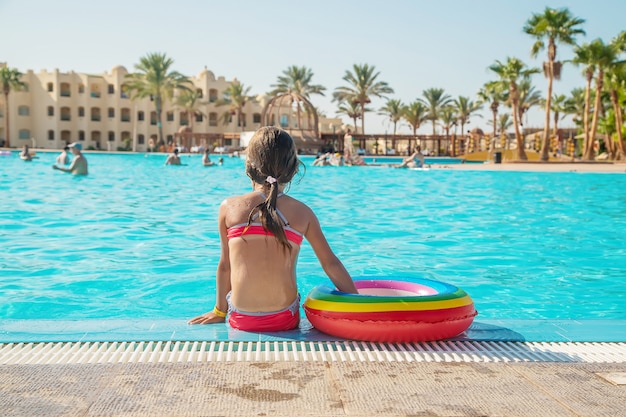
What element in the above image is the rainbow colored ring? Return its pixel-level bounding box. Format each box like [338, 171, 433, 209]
[304, 278, 477, 343]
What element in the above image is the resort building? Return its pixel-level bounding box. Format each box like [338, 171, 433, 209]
[0, 64, 343, 152]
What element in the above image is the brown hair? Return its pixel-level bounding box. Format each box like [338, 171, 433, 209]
[245, 127, 303, 249]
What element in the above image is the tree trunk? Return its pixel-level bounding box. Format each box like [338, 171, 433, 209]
[511, 86, 527, 160]
[3, 92, 9, 148]
[582, 71, 593, 158]
[611, 90, 626, 160]
[360, 102, 366, 135]
[585, 71, 604, 160]
[541, 64, 553, 161]
[155, 96, 164, 147]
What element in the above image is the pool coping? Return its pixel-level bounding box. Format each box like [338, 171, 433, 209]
[1, 318, 625, 344]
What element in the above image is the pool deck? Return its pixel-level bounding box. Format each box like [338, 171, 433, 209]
[2, 318, 626, 416]
[432, 161, 626, 173]
[2, 356, 626, 416]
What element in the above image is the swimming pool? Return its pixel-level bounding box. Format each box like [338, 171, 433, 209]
[1, 151, 625, 341]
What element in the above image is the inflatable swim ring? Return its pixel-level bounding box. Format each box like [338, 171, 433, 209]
[304, 278, 477, 343]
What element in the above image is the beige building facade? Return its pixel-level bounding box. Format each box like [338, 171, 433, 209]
[1, 65, 343, 152]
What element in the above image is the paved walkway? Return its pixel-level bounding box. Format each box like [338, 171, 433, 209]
[2, 361, 626, 416]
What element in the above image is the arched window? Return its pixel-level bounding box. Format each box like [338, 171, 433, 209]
[196, 88, 203, 98]
[195, 112, 203, 122]
[91, 107, 101, 121]
[78, 130, 85, 141]
[166, 111, 174, 122]
[48, 130, 55, 140]
[137, 111, 145, 121]
[138, 134, 145, 144]
[60, 83, 71, 97]
[108, 131, 115, 142]
[150, 111, 157, 125]
[78, 107, 85, 117]
[253, 113, 261, 123]
[209, 89, 218, 103]
[180, 112, 189, 126]
[47, 82, 54, 92]
[108, 107, 115, 118]
[121, 108, 130, 122]
[60, 107, 71, 121]
[209, 112, 218, 127]
[47, 106, 54, 117]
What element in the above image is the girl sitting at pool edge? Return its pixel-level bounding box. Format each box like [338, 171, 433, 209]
[189, 126, 358, 331]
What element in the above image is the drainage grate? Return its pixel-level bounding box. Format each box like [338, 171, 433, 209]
[1, 341, 625, 364]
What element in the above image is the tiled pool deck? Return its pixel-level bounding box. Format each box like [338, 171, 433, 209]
[1, 318, 625, 344]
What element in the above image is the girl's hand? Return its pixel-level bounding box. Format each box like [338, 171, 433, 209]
[188, 312, 226, 324]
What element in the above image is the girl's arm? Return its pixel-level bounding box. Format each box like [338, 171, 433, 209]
[304, 209, 358, 294]
[188, 202, 231, 324]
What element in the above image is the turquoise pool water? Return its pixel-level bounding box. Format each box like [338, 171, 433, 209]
[1, 151, 625, 340]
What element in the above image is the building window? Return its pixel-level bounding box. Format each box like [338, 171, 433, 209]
[47, 106, 55, 117]
[108, 107, 115, 118]
[137, 111, 144, 121]
[209, 89, 218, 103]
[225, 139, 232, 146]
[48, 130, 55, 140]
[239, 113, 246, 127]
[108, 131, 115, 142]
[47, 83, 54, 92]
[18, 105, 30, 116]
[253, 113, 261, 123]
[19, 129, 30, 139]
[121, 108, 130, 122]
[196, 88, 203, 98]
[78, 107, 85, 117]
[79, 130, 85, 141]
[91, 107, 101, 121]
[90, 85, 101, 98]
[138, 134, 145, 145]
[108, 84, 115, 94]
[209, 112, 217, 127]
[180, 112, 189, 126]
[280, 114, 288, 128]
[60, 107, 71, 121]
[120, 84, 129, 99]
[195, 112, 203, 123]
[61, 130, 71, 142]
[60, 83, 71, 97]
[78, 83, 85, 94]
[166, 111, 174, 122]
[150, 111, 157, 125]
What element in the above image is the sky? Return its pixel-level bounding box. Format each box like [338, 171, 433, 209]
[1, 0, 625, 134]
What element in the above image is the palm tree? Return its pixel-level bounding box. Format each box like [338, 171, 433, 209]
[547, 94, 570, 140]
[336, 99, 364, 131]
[516, 78, 543, 128]
[421, 88, 452, 135]
[477, 81, 507, 149]
[439, 106, 457, 143]
[125, 53, 192, 147]
[1, 66, 26, 148]
[572, 39, 618, 160]
[174, 89, 206, 132]
[524, 7, 586, 161]
[333, 63, 394, 134]
[489, 57, 540, 160]
[402, 100, 429, 152]
[453, 96, 482, 137]
[268, 65, 326, 133]
[379, 98, 404, 135]
[216, 80, 253, 130]
[604, 32, 626, 160]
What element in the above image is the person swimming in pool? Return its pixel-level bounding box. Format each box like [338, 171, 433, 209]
[189, 126, 358, 331]
[52, 142, 88, 175]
